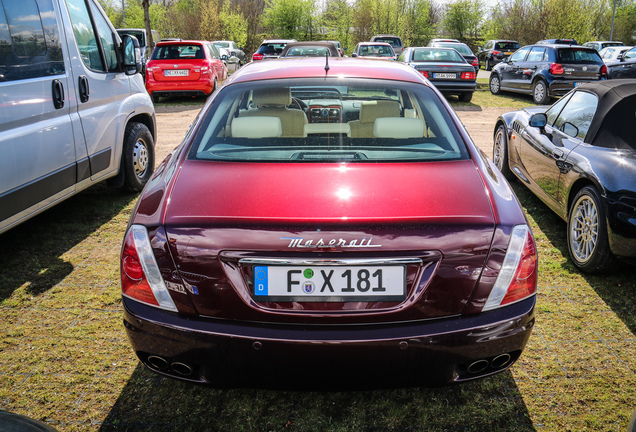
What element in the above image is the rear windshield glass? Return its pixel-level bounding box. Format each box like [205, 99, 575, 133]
[557, 48, 602, 63]
[359, 45, 395, 57]
[437, 43, 472, 55]
[374, 37, 402, 47]
[188, 78, 469, 163]
[152, 44, 204, 60]
[495, 42, 520, 50]
[285, 46, 333, 57]
[412, 48, 465, 62]
[257, 43, 288, 55]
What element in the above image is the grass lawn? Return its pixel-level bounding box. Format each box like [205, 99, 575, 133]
[1, 92, 635, 431]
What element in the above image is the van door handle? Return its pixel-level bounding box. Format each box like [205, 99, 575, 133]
[78, 76, 89, 103]
[52, 79, 64, 109]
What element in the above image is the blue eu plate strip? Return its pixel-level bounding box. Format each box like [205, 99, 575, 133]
[254, 266, 268, 296]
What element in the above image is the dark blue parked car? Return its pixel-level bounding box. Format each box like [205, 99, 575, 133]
[489, 44, 607, 104]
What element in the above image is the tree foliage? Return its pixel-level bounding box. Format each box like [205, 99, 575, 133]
[100, 0, 636, 57]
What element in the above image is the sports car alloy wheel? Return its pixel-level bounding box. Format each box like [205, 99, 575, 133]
[493, 125, 513, 180]
[567, 186, 616, 273]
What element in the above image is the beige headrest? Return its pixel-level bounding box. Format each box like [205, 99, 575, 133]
[232, 116, 282, 138]
[359, 101, 400, 123]
[252, 88, 291, 107]
[374, 117, 424, 138]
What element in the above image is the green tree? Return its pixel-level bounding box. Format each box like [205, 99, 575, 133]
[443, 0, 484, 42]
[322, 0, 353, 53]
[262, 0, 316, 40]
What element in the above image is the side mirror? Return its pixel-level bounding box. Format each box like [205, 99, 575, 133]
[121, 34, 142, 75]
[530, 113, 548, 132]
[221, 54, 228, 61]
[562, 122, 579, 138]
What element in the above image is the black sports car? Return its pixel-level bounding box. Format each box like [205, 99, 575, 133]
[493, 80, 636, 273]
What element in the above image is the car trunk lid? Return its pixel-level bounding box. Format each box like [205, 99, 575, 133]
[163, 161, 497, 323]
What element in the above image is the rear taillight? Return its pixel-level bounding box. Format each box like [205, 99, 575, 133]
[601, 64, 607, 78]
[492, 50, 501, 56]
[461, 71, 476, 80]
[471, 58, 479, 67]
[483, 225, 537, 311]
[252, 53, 264, 61]
[419, 70, 429, 78]
[121, 225, 178, 311]
[550, 63, 564, 75]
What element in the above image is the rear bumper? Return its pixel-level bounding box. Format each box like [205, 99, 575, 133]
[123, 296, 535, 389]
[548, 78, 604, 97]
[147, 80, 214, 97]
[433, 81, 477, 94]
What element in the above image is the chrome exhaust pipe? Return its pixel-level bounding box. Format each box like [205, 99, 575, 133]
[467, 359, 489, 374]
[171, 362, 194, 377]
[147, 355, 169, 370]
[491, 353, 512, 369]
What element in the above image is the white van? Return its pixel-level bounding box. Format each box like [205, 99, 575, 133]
[0, 0, 157, 235]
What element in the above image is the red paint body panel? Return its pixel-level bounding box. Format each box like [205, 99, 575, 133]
[165, 160, 493, 224]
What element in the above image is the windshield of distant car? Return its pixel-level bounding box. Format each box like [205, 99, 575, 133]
[189, 78, 469, 163]
[359, 45, 395, 57]
[214, 42, 230, 48]
[436, 43, 472, 55]
[412, 48, 465, 62]
[152, 44, 204, 60]
[557, 48, 602, 63]
[494, 42, 520, 50]
[285, 46, 333, 57]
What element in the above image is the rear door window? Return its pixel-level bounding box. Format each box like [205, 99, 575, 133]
[526, 47, 546, 62]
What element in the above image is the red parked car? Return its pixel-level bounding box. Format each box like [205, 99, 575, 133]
[121, 57, 537, 389]
[145, 40, 227, 102]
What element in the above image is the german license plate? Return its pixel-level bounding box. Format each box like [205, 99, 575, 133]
[165, 69, 189, 77]
[505, 52, 513, 55]
[433, 73, 456, 79]
[253, 265, 406, 301]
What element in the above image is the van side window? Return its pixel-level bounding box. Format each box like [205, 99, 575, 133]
[0, 0, 65, 82]
[66, 0, 118, 73]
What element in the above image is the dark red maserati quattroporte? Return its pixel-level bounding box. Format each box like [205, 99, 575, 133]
[121, 57, 537, 389]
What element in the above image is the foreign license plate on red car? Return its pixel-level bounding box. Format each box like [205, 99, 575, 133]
[433, 73, 456, 79]
[165, 69, 189, 77]
[253, 265, 406, 301]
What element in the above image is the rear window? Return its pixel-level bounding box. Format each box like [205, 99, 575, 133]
[152, 44, 205, 60]
[437, 43, 472, 56]
[257, 43, 288, 55]
[285, 46, 333, 57]
[188, 78, 469, 163]
[495, 42, 520, 50]
[412, 48, 464, 62]
[373, 37, 402, 47]
[557, 48, 602, 63]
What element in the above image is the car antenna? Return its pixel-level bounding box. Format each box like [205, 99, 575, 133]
[324, 52, 330, 72]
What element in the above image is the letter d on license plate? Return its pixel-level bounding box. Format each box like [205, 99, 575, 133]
[253, 265, 406, 302]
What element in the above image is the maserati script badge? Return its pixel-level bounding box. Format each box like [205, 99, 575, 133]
[281, 237, 381, 248]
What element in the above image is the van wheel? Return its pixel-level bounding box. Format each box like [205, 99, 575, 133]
[122, 122, 154, 192]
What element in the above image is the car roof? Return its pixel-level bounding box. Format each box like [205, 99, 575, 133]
[574, 80, 636, 146]
[284, 41, 338, 48]
[156, 40, 205, 45]
[225, 57, 427, 85]
[358, 42, 392, 46]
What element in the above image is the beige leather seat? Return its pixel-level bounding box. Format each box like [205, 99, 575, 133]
[240, 88, 307, 137]
[348, 100, 401, 138]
